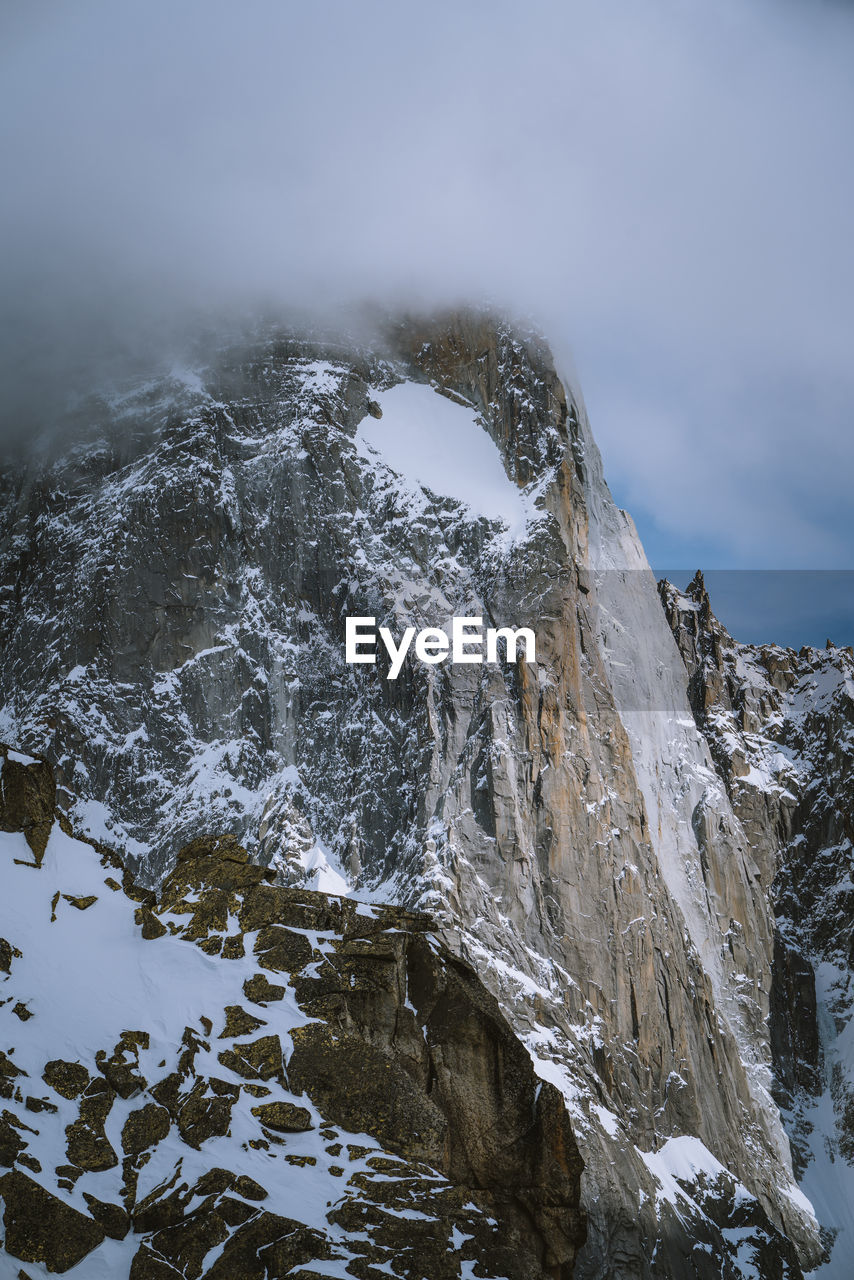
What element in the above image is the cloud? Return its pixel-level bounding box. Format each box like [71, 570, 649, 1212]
[1, 0, 853, 565]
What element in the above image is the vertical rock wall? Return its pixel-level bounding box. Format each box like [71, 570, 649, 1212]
[660, 572, 854, 1267]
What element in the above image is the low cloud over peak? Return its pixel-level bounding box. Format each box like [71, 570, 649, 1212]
[2, 0, 853, 567]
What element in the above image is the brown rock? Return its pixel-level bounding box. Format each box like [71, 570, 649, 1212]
[216, 1034, 285, 1083]
[65, 1077, 117, 1172]
[0, 1169, 105, 1271]
[135, 906, 167, 940]
[0, 1110, 29, 1167]
[0, 937, 21, 972]
[95, 1041, 146, 1099]
[61, 894, 97, 910]
[192, 1167, 234, 1196]
[189, 1167, 269, 1203]
[64, 1119, 118, 1172]
[121, 1103, 171, 1155]
[129, 1245, 184, 1278]
[238, 883, 284, 930]
[24, 1096, 57, 1114]
[140, 1200, 231, 1278]
[43, 1060, 89, 1100]
[250, 1101, 313, 1132]
[203, 1212, 332, 1280]
[288, 1022, 446, 1166]
[82, 1192, 131, 1239]
[177, 1078, 239, 1148]
[220, 1004, 267, 1038]
[233, 1174, 268, 1201]
[0, 749, 55, 865]
[253, 924, 312, 974]
[177, 833, 249, 865]
[221, 933, 245, 959]
[243, 972, 285, 1004]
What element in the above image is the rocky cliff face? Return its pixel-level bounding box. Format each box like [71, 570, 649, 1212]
[0, 311, 834, 1276]
[660, 572, 854, 1270]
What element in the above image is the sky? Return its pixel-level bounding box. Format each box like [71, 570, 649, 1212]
[1, 0, 853, 641]
[661, 570, 854, 650]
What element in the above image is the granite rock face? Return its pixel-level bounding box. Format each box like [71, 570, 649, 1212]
[660, 572, 854, 1264]
[0, 312, 834, 1275]
[0, 751, 584, 1278]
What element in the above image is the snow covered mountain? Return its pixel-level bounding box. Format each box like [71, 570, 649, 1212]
[0, 310, 849, 1277]
[660, 572, 854, 1275]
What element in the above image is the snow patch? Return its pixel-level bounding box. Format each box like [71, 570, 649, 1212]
[357, 381, 531, 538]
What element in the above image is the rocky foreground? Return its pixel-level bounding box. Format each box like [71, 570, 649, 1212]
[0, 745, 584, 1278]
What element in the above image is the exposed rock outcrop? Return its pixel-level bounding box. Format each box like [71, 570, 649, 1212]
[0, 1169, 106, 1270]
[0, 750, 585, 1278]
[0, 743, 54, 864]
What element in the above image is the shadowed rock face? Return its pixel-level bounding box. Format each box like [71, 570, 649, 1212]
[0, 743, 54, 864]
[0, 313, 829, 1275]
[0, 750, 585, 1278]
[770, 935, 821, 1112]
[0, 1168, 106, 1269]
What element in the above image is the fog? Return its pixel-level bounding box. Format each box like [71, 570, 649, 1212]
[2, 0, 853, 568]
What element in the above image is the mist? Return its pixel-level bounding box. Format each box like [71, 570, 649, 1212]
[2, 0, 853, 568]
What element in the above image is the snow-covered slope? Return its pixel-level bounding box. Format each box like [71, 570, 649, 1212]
[0, 746, 584, 1278]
